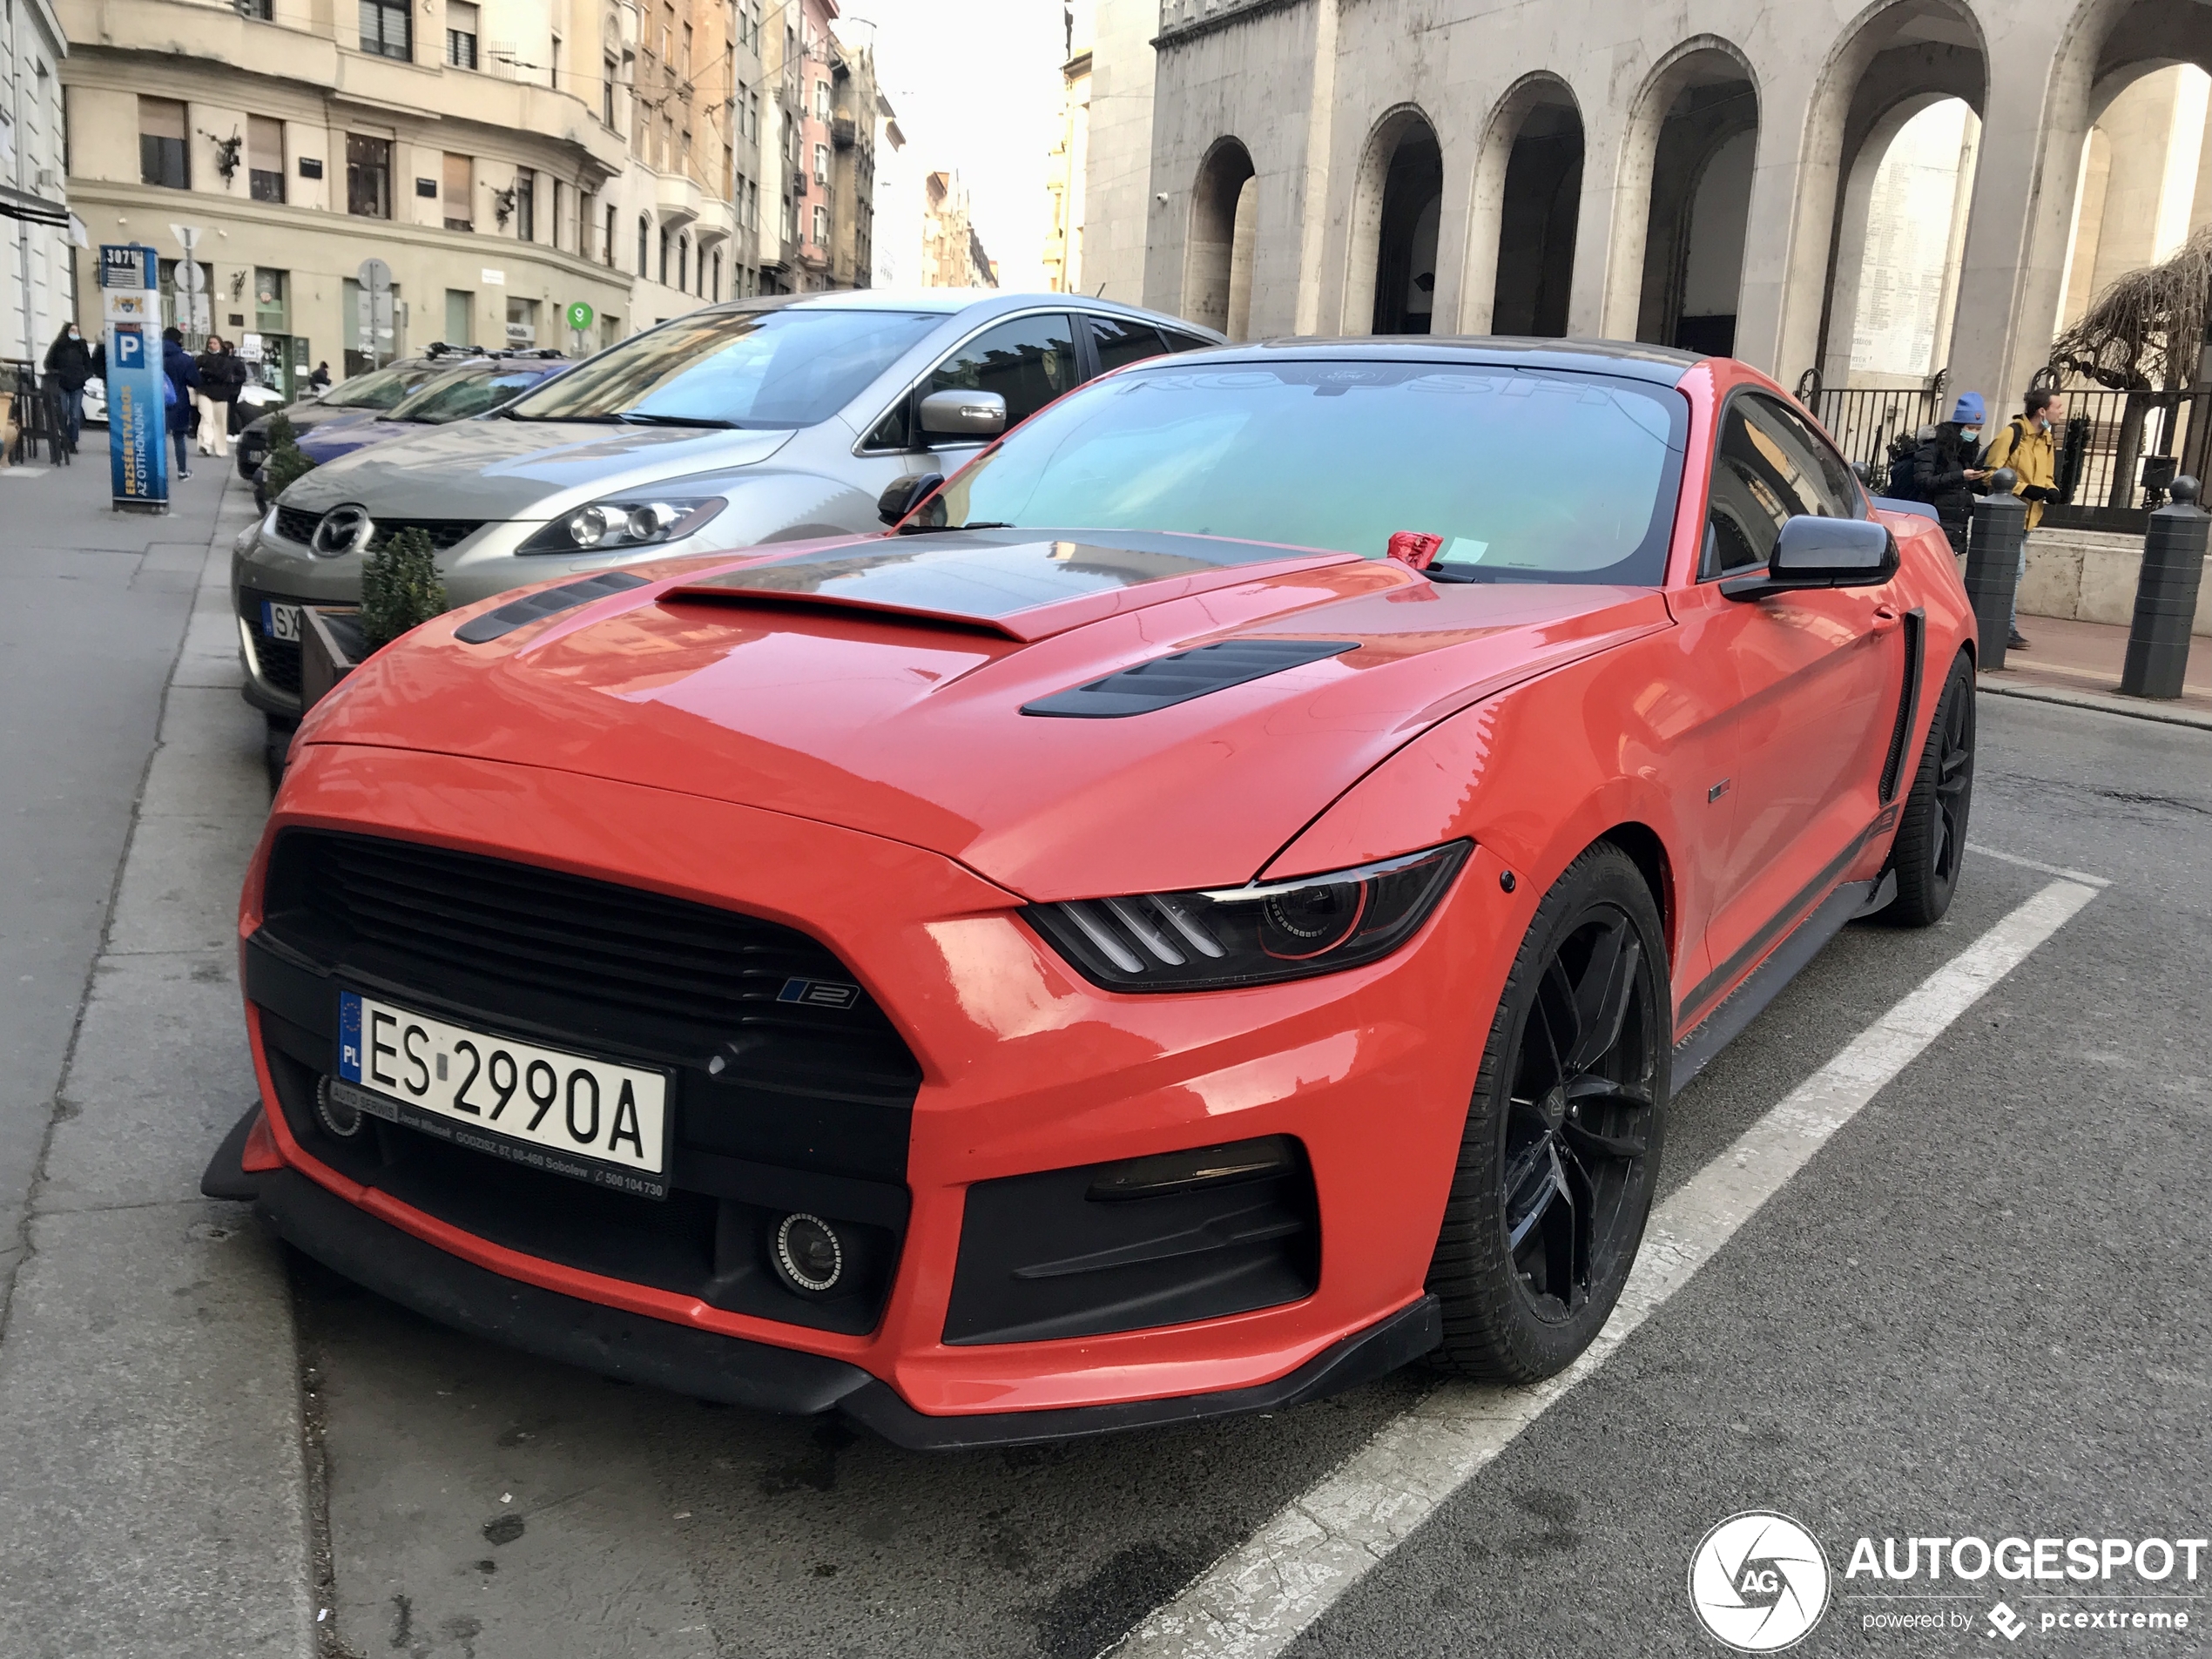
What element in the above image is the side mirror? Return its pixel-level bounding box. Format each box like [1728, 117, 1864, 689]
[876, 470, 943, 527]
[918, 388, 1006, 438]
[1721, 515, 1898, 601]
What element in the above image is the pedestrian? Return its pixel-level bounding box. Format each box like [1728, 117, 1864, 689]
[44, 321, 91, 458]
[1980, 388, 2066, 651]
[308, 361, 332, 394]
[1912, 392, 1990, 561]
[161, 325, 201, 481]
[194, 334, 246, 460]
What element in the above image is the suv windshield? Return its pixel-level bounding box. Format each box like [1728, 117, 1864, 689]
[933, 361, 1689, 583]
[388, 363, 563, 424]
[505, 307, 938, 429]
[316, 361, 451, 411]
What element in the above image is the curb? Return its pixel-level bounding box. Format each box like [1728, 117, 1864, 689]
[1977, 673, 2212, 732]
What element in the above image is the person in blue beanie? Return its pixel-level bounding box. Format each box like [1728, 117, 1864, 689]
[1912, 390, 1991, 562]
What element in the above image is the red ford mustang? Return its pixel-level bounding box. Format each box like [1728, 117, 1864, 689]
[206, 341, 1975, 1448]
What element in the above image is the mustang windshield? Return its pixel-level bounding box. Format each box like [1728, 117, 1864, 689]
[934, 361, 1689, 583]
[504, 307, 938, 429]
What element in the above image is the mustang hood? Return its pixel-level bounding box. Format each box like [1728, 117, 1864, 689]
[298, 529, 1669, 899]
[275, 418, 795, 522]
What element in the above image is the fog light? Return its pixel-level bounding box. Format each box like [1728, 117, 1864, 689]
[772, 1212, 844, 1294]
[314, 1075, 363, 1138]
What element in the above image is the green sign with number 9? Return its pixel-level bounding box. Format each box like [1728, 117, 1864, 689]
[564, 301, 594, 332]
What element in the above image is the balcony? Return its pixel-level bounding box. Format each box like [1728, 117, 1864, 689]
[655, 167, 703, 226]
[831, 115, 856, 149]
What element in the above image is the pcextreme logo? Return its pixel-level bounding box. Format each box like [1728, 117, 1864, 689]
[1689, 1512, 1832, 1652]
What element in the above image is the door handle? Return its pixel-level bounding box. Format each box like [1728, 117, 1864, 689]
[1871, 604, 1902, 631]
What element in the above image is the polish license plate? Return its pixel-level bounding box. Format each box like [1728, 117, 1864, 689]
[260, 599, 300, 642]
[336, 991, 670, 1198]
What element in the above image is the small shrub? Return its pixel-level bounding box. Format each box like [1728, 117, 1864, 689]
[260, 415, 316, 498]
[361, 526, 448, 650]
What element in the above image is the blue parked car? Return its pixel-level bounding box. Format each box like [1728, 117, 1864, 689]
[292, 352, 571, 470]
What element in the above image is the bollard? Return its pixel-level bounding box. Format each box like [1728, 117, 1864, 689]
[2120, 475, 2209, 698]
[1964, 466, 2027, 672]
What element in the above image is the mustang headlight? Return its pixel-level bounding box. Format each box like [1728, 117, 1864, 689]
[1025, 841, 1471, 992]
[517, 496, 725, 556]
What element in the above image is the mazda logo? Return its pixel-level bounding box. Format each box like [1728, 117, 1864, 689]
[311, 504, 374, 558]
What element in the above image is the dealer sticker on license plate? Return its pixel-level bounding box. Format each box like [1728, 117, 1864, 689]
[260, 600, 300, 643]
[337, 991, 670, 1198]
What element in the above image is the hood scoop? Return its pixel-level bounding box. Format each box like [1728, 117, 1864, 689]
[663, 530, 1360, 642]
[1022, 637, 1361, 718]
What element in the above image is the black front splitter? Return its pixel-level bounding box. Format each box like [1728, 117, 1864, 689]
[208, 1108, 1443, 1448]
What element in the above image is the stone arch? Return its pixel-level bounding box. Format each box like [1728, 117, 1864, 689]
[1184, 138, 1258, 338]
[1344, 105, 1444, 335]
[1459, 72, 1583, 335]
[1599, 37, 1761, 346]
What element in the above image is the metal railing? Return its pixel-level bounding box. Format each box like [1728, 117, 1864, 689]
[1810, 386, 1946, 480]
[2038, 388, 2206, 529]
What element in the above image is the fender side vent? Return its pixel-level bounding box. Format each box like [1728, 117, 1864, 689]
[455, 570, 651, 644]
[1878, 608, 1926, 805]
[1021, 638, 1359, 718]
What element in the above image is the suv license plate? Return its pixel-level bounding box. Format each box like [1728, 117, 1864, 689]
[337, 991, 670, 1198]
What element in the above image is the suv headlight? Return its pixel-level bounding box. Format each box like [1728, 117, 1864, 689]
[517, 496, 725, 556]
[1024, 842, 1470, 992]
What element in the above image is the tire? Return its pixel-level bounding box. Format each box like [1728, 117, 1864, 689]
[1881, 650, 1974, 927]
[1426, 842, 1669, 1384]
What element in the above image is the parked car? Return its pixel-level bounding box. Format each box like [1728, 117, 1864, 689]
[231, 292, 1221, 719]
[81, 374, 104, 427]
[233, 345, 489, 481]
[290, 352, 570, 469]
[82, 371, 279, 432]
[207, 337, 1978, 1447]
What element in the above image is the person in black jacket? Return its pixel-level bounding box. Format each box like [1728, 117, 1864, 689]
[194, 336, 247, 459]
[161, 327, 202, 480]
[43, 322, 92, 455]
[1912, 391, 1991, 556]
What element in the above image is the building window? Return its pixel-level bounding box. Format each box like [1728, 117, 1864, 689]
[506, 296, 539, 347]
[813, 202, 827, 246]
[514, 167, 536, 241]
[603, 56, 617, 127]
[637, 213, 648, 273]
[711, 251, 721, 302]
[445, 0, 478, 68]
[658, 225, 670, 285]
[138, 96, 189, 190]
[444, 288, 473, 346]
[254, 267, 288, 333]
[604, 203, 616, 266]
[442, 152, 472, 231]
[746, 91, 759, 142]
[813, 142, 827, 185]
[680, 23, 691, 78]
[746, 179, 759, 231]
[677, 236, 688, 293]
[814, 79, 829, 119]
[346, 134, 391, 218]
[781, 194, 793, 244]
[359, 0, 410, 60]
[552, 179, 566, 252]
[239, 0, 273, 17]
[247, 113, 285, 203]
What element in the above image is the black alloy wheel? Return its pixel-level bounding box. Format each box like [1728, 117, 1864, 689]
[1881, 651, 1974, 927]
[1429, 842, 1668, 1383]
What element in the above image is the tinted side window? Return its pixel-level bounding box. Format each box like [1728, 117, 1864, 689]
[1088, 315, 1170, 374]
[927, 314, 1078, 431]
[1160, 328, 1217, 354]
[1704, 395, 1857, 576]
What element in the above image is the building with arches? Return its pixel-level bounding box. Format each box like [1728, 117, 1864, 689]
[1112, 0, 2212, 416]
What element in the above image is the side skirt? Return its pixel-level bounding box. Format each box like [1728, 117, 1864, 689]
[1670, 870, 1893, 1089]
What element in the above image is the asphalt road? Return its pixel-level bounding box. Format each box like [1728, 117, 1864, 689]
[288, 697, 2212, 1659]
[3, 467, 2204, 1658]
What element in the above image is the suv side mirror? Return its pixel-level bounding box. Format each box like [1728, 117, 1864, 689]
[918, 388, 1006, 438]
[876, 470, 943, 527]
[1721, 515, 1898, 600]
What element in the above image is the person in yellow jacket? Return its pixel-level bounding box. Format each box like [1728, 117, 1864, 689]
[1980, 388, 2065, 650]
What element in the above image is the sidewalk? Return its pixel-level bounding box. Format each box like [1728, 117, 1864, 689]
[1979, 613, 2212, 728]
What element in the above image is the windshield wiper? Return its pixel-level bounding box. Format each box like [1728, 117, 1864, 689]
[614, 412, 740, 428]
[500, 409, 621, 421]
[897, 520, 1013, 536]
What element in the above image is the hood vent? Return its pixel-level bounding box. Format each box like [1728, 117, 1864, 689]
[1022, 637, 1359, 718]
[454, 570, 651, 644]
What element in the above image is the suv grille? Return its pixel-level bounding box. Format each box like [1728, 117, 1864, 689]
[273, 506, 319, 546]
[268, 509, 483, 553]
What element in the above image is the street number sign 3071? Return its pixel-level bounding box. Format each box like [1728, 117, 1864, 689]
[336, 990, 670, 1197]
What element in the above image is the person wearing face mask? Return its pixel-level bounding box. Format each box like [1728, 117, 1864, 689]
[43, 321, 92, 459]
[1979, 389, 2064, 650]
[1912, 391, 1992, 563]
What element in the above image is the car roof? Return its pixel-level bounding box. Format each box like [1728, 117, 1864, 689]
[1178, 335, 1706, 386]
[659, 289, 1225, 339]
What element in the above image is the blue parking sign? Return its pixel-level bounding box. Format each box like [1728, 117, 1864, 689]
[102, 244, 167, 513]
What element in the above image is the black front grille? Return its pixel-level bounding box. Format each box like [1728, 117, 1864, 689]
[273, 506, 319, 546]
[249, 831, 922, 1334]
[238, 587, 313, 695]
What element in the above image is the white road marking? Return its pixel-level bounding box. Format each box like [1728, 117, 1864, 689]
[1967, 841, 2111, 888]
[1108, 877, 2101, 1659]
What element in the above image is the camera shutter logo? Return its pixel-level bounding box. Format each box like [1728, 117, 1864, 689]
[1688, 1512, 1831, 1652]
[312, 503, 374, 558]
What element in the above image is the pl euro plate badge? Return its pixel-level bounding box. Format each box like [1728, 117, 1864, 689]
[335, 991, 670, 1197]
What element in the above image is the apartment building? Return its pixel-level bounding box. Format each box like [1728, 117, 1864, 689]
[825, 33, 880, 288]
[0, 0, 70, 369]
[921, 170, 994, 288]
[758, 0, 840, 293]
[59, 0, 631, 394]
